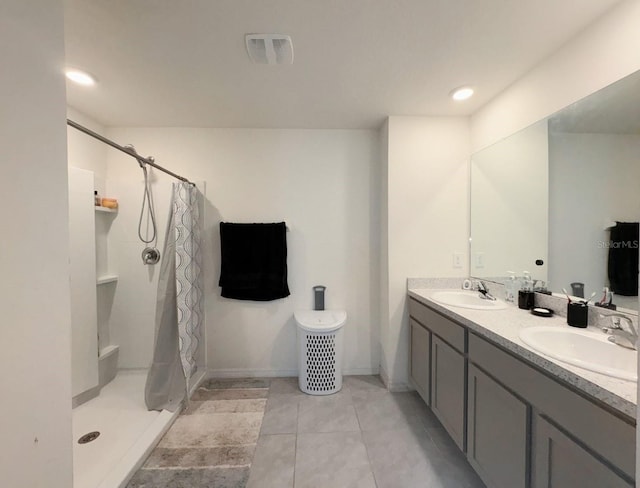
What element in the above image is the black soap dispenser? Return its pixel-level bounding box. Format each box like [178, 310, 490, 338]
[518, 272, 535, 310]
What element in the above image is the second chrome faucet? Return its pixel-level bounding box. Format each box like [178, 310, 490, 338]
[600, 313, 638, 350]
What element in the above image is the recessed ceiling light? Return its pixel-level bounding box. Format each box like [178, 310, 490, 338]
[65, 69, 97, 86]
[450, 86, 474, 101]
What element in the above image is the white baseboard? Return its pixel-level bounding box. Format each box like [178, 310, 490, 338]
[344, 367, 379, 376]
[207, 367, 379, 379]
[207, 368, 297, 378]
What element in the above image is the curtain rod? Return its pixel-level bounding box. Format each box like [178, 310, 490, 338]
[66, 119, 194, 186]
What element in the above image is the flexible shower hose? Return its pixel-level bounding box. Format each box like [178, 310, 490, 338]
[138, 163, 157, 245]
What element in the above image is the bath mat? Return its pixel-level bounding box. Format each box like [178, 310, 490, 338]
[127, 379, 268, 488]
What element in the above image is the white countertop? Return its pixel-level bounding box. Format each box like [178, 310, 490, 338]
[408, 288, 637, 420]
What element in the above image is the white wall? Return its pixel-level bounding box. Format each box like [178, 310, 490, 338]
[471, 0, 640, 152]
[102, 171, 175, 371]
[549, 132, 640, 301]
[470, 119, 548, 280]
[0, 2, 73, 486]
[382, 116, 470, 388]
[379, 120, 391, 383]
[66, 106, 108, 194]
[104, 128, 380, 377]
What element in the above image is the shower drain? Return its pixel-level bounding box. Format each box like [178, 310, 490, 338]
[77, 431, 100, 444]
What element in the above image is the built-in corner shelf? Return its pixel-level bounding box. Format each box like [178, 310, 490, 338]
[96, 275, 118, 285]
[95, 206, 117, 214]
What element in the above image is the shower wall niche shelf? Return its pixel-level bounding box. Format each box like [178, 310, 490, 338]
[96, 206, 117, 214]
[97, 275, 118, 285]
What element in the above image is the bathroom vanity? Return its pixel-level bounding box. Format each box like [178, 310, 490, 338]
[408, 289, 636, 488]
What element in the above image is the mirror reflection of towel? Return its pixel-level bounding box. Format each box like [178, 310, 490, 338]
[608, 222, 639, 296]
[218, 222, 290, 301]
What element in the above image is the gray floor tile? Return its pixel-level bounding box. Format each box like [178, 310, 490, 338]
[295, 432, 377, 488]
[433, 448, 487, 488]
[352, 389, 429, 432]
[143, 446, 255, 468]
[298, 393, 360, 433]
[363, 426, 486, 488]
[130, 374, 485, 488]
[260, 394, 299, 435]
[201, 378, 270, 390]
[409, 392, 443, 428]
[428, 426, 461, 455]
[247, 434, 296, 488]
[269, 377, 304, 395]
[362, 426, 448, 488]
[127, 467, 249, 488]
[298, 388, 353, 405]
[343, 375, 386, 392]
[159, 412, 263, 448]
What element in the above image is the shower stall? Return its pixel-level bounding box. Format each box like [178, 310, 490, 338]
[67, 120, 205, 488]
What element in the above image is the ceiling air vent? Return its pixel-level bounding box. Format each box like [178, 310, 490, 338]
[245, 34, 294, 65]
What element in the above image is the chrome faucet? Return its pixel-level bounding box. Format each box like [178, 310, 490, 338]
[600, 314, 637, 350]
[475, 280, 496, 301]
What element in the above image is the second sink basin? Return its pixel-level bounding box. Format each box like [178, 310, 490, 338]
[430, 290, 508, 310]
[519, 326, 637, 381]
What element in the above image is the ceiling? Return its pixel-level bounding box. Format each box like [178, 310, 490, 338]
[64, 0, 622, 129]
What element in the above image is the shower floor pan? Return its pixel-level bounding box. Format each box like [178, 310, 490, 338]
[72, 370, 178, 488]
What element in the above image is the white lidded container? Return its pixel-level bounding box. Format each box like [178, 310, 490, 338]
[294, 310, 346, 395]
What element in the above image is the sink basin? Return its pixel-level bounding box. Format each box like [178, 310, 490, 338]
[519, 326, 637, 381]
[429, 290, 508, 310]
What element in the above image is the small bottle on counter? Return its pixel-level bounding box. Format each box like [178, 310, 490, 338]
[94, 190, 101, 206]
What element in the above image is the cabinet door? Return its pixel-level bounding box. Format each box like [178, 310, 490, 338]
[533, 416, 633, 488]
[410, 319, 430, 405]
[431, 335, 465, 450]
[468, 364, 528, 488]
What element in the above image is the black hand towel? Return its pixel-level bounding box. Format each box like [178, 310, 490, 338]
[219, 222, 290, 301]
[607, 222, 639, 296]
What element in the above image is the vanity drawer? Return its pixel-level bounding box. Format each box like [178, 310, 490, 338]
[409, 298, 465, 352]
[468, 332, 635, 480]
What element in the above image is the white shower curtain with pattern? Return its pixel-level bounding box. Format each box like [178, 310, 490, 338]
[173, 182, 204, 393]
[145, 182, 204, 411]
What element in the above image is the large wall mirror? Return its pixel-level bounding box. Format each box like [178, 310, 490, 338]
[470, 70, 640, 313]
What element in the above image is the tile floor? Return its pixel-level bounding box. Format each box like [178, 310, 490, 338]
[128, 375, 486, 488]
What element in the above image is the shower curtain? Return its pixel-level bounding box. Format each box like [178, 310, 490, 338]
[145, 182, 204, 412]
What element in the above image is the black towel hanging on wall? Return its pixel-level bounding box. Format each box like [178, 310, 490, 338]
[607, 221, 639, 296]
[218, 222, 290, 301]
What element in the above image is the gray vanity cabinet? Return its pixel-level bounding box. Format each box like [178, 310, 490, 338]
[467, 363, 528, 488]
[410, 318, 430, 404]
[532, 416, 633, 488]
[408, 296, 636, 488]
[469, 331, 636, 484]
[431, 335, 465, 450]
[408, 298, 466, 450]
